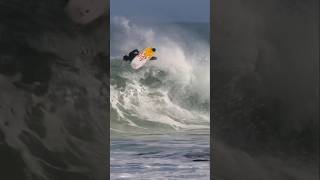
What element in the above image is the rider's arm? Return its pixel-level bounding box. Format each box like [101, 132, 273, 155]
[150, 57, 157, 60]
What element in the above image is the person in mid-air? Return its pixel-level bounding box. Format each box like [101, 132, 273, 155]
[123, 47, 157, 62]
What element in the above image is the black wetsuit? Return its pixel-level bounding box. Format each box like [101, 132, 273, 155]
[123, 49, 139, 62]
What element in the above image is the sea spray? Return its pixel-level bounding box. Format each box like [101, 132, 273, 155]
[110, 17, 210, 133]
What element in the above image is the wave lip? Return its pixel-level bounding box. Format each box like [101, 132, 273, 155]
[110, 17, 210, 133]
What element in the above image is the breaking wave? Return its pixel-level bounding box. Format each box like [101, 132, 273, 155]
[110, 17, 210, 134]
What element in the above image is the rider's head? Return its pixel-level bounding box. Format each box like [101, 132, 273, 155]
[152, 48, 156, 52]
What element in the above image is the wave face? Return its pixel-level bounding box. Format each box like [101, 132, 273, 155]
[0, 1, 109, 179]
[110, 17, 210, 134]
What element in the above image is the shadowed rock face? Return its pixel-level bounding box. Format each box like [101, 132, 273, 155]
[0, 0, 108, 179]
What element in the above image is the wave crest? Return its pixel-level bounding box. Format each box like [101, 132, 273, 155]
[110, 17, 210, 133]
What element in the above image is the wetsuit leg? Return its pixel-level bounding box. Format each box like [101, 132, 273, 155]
[123, 55, 129, 61]
[128, 49, 140, 61]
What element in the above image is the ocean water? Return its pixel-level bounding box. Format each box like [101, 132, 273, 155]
[111, 134, 210, 180]
[110, 17, 210, 179]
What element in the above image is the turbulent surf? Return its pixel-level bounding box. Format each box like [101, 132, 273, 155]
[110, 17, 210, 134]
